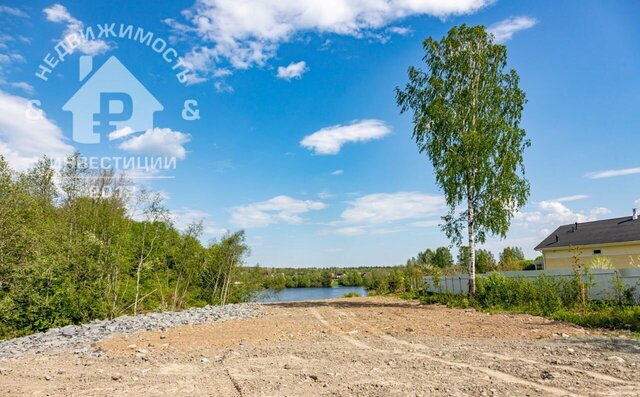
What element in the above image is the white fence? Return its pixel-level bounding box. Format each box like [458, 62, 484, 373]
[423, 268, 640, 301]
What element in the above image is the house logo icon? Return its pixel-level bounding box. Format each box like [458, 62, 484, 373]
[63, 55, 163, 144]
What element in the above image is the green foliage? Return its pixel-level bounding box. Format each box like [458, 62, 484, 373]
[420, 272, 640, 332]
[458, 247, 497, 273]
[499, 246, 526, 270]
[552, 305, 640, 331]
[342, 292, 360, 298]
[339, 270, 364, 287]
[432, 247, 454, 268]
[475, 249, 498, 273]
[0, 154, 253, 339]
[396, 24, 530, 294]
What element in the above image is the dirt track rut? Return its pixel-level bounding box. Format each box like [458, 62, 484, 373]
[1, 297, 639, 396]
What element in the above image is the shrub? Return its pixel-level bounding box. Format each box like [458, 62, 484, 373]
[420, 270, 640, 332]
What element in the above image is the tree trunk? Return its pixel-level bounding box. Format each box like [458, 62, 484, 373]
[467, 197, 476, 296]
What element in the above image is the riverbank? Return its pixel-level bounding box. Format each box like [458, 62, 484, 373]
[2, 296, 639, 396]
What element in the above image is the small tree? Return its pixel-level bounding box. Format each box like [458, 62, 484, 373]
[475, 249, 497, 273]
[499, 246, 525, 270]
[396, 25, 530, 295]
[432, 246, 454, 268]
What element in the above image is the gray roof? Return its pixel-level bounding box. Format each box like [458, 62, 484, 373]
[535, 216, 640, 251]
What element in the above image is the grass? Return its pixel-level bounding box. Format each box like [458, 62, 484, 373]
[342, 292, 360, 298]
[419, 292, 640, 333]
[414, 271, 640, 334]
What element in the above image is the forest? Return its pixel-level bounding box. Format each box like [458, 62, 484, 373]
[0, 153, 256, 339]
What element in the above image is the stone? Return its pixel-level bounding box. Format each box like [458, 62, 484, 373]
[0, 303, 263, 359]
[541, 370, 554, 380]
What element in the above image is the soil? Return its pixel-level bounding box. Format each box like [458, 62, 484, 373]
[1, 296, 639, 396]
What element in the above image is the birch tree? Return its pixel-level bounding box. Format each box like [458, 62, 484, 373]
[396, 25, 530, 295]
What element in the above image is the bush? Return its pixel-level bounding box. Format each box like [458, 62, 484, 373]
[342, 292, 360, 298]
[419, 271, 640, 332]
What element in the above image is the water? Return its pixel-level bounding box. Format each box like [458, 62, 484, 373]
[255, 286, 368, 303]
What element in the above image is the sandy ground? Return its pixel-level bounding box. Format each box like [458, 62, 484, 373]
[1, 296, 639, 396]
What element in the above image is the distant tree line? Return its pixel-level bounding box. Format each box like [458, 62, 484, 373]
[406, 245, 539, 274]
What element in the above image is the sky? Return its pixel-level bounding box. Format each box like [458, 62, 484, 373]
[0, 0, 639, 267]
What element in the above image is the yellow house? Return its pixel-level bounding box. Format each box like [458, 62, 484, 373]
[535, 211, 640, 269]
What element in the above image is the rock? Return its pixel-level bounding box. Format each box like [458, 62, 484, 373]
[200, 357, 209, 363]
[541, 370, 554, 380]
[284, 364, 292, 370]
[0, 303, 263, 359]
[308, 374, 318, 381]
[44, 375, 52, 381]
[111, 374, 122, 381]
[608, 356, 625, 364]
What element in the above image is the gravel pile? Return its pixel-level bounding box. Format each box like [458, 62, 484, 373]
[0, 303, 263, 358]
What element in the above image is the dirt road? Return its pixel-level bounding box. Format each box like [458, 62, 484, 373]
[1, 297, 639, 396]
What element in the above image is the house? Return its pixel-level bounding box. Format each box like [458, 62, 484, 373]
[535, 210, 640, 269]
[63, 55, 163, 144]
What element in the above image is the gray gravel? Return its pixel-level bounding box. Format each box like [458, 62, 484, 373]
[0, 303, 263, 359]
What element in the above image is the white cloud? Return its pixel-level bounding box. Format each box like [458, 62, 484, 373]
[341, 192, 445, 225]
[230, 195, 326, 228]
[301, 119, 391, 155]
[0, 90, 74, 171]
[386, 26, 412, 36]
[515, 200, 611, 229]
[325, 191, 445, 236]
[334, 226, 366, 236]
[108, 126, 135, 141]
[0, 6, 29, 18]
[171, 0, 491, 81]
[0, 53, 25, 65]
[317, 189, 333, 199]
[331, 169, 344, 176]
[586, 167, 640, 179]
[487, 16, 538, 43]
[171, 208, 228, 237]
[410, 219, 440, 227]
[7, 82, 34, 95]
[214, 81, 234, 93]
[43, 4, 110, 55]
[551, 194, 589, 203]
[118, 128, 191, 159]
[277, 61, 309, 80]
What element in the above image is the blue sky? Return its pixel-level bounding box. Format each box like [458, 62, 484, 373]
[0, 0, 639, 267]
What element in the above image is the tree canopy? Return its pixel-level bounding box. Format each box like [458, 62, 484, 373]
[396, 25, 530, 295]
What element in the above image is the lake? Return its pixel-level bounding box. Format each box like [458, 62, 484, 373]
[255, 286, 368, 303]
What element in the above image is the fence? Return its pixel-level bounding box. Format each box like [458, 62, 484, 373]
[423, 268, 640, 300]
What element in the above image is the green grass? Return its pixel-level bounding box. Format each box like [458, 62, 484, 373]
[414, 272, 640, 333]
[342, 291, 360, 298]
[419, 292, 640, 332]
